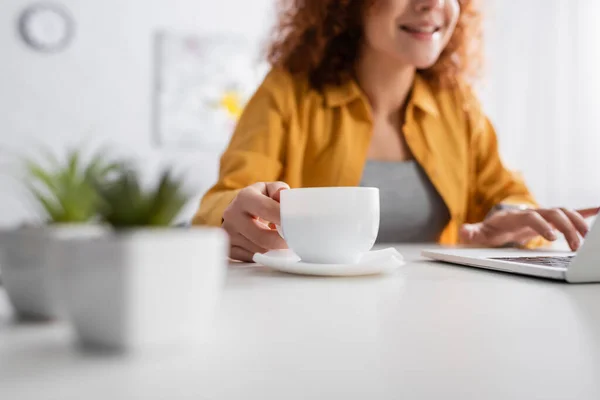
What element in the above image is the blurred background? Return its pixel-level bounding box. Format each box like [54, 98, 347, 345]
[0, 0, 599, 227]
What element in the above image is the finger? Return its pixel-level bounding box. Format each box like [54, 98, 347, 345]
[459, 222, 512, 247]
[516, 211, 557, 241]
[224, 216, 280, 255]
[248, 181, 289, 197]
[462, 211, 557, 247]
[459, 224, 478, 244]
[512, 230, 537, 245]
[266, 181, 289, 202]
[460, 221, 518, 247]
[461, 211, 560, 248]
[561, 208, 590, 237]
[237, 215, 287, 250]
[230, 232, 267, 255]
[229, 246, 254, 263]
[576, 207, 600, 219]
[237, 187, 282, 224]
[538, 209, 580, 250]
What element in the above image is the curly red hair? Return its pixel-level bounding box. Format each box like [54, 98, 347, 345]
[267, 0, 483, 89]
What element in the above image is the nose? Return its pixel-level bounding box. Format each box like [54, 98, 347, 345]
[414, 0, 444, 12]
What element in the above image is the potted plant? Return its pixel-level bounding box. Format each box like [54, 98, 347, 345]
[57, 167, 228, 352]
[0, 148, 118, 321]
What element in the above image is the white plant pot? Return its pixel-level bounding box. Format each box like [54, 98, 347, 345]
[0, 225, 107, 321]
[56, 227, 228, 352]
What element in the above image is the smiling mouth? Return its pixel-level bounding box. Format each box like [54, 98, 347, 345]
[399, 25, 442, 34]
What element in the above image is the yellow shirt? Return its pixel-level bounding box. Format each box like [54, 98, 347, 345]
[193, 67, 538, 245]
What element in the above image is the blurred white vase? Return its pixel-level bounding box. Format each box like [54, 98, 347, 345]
[56, 227, 228, 352]
[0, 225, 106, 321]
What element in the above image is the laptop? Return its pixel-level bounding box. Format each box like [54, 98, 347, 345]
[422, 218, 600, 283]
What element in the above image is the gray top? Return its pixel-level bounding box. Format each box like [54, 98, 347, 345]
[360, 160, 450, 243]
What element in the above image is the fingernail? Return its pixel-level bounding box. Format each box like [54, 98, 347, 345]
[571, 240, 580, 250]
[546, 230, 557, 240]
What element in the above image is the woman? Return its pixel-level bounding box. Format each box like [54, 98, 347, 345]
[193, 0, 595, 262]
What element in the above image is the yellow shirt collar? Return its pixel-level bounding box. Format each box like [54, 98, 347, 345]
[323, 73, 440, 118]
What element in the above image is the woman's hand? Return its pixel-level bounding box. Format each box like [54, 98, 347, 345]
[222, 182, 289, 262]
[459, 207, 600, 251]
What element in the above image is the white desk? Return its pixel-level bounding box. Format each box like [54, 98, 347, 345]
[1, 244, 600, 400]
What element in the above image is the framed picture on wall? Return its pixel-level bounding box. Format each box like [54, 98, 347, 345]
[153, 31, 268, 151]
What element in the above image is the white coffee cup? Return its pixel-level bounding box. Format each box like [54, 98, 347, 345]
[278, 187, 380, 264]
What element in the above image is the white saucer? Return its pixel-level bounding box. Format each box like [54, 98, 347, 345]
[252, 248, 404, 277]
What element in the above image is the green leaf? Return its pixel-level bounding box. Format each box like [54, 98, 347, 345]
[84, 154, 123, 188]
[26, 161, 59, 194]
[28, 185, 64, 222]
[97, 167, 190, 228]
[66, 149, 81, 182]
[23, 147, 128, 224]
[148, 170, 188, 226]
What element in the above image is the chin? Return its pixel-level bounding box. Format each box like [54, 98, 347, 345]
[412, 56, 441, 70]
[397, 50, 443, 70]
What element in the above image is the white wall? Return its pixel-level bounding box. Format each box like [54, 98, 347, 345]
[0, 0, 274, 226]
[480, 0, 600, 209]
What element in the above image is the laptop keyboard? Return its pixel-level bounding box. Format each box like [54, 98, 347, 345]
[489, 256, 575, 268]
